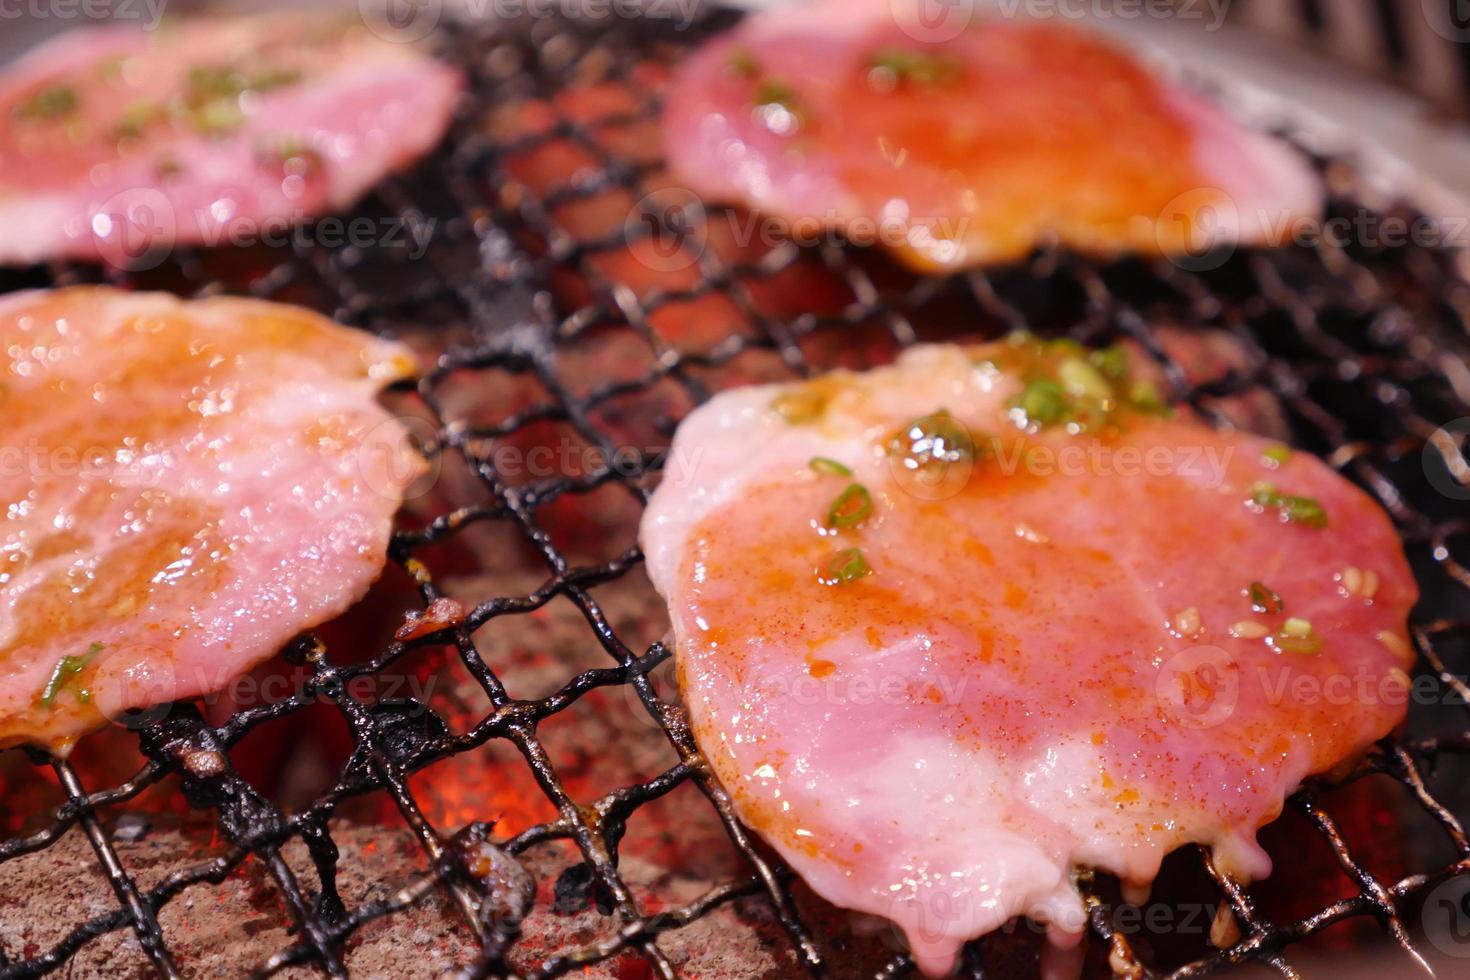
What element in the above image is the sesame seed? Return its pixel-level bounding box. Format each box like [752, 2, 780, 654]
[1361, 569, 1379, 599]
[1377, 631, 1411, 662]
[1015, 523, 1049, 544]
[1339, 566, 1381, 600]
[1172, 607, 1202, 636]
[1229, 620, 1269, 639]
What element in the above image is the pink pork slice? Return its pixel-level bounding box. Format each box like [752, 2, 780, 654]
[663, 0, 1321, 272]
[640, 338, 1417, 976]
[0, 11, 462, 266]
[0, 288, 424, 753]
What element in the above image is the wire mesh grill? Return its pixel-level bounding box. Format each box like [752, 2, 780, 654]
[2, 7, 1470, 978]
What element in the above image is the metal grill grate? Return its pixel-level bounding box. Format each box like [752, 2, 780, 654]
[3, 7, 1470, 978]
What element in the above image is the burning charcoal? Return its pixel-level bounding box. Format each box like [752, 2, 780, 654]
[553, 862, 593, 915]
[111, 813, 151, 843]
[553, 862, 614, 916]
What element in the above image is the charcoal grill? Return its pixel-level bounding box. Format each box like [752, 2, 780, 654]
[2, 5, 1470, 978]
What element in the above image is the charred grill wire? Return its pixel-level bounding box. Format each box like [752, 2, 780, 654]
[2, 8, 1470, 979]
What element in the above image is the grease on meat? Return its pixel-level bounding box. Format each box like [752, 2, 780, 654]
[640, 338, 1415, 976]
[664, 1, 1320, 271]
[0, 288, 423, 752]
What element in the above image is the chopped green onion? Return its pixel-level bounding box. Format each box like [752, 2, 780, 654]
[867, 48, 962, 88]
[1014, 377, 1068, 427]
[268, 137, 310, 159]
[186, 65, 246, 101]
[113, 100, 164, 141]
[1262, 444, 1291, 466]
[751, 76, 805, 133]
[825, 483, 872, 529]
[1272, 634, 1322, 655]
[1248, 581, 1283, 615]
[1058, 357, 1113, 401]
[1044, 336, 1086, 358]
[248, 66, 302, 92]
[1282, 495, 1327, 527]
[1088, 345, 1131, 381]
[255, 137, 323, 176]
[728, 47, 761, 78]
[819, 547, 871, 586]
[1127, 378, 1170, 416]
[187, 62, 298, 101]
[1271, 618, 1321, 655]
[1250, 482, 1327, 528]
[179, 63, 299, 137]
[14, 84, 78, 121]
[992, 335, 1172, 430]
[809, 456, 852, 477]
[192, 97, 244, 136]
[38, 642, 103, 709]
[753, 79, 799, 109]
